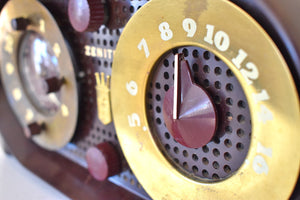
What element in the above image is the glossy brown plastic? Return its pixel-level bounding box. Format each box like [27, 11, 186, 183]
[0, 84, 141, 200]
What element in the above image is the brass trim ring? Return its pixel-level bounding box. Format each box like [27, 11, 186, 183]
[112, 0, 300, 199]
[0, 0, 78, 150]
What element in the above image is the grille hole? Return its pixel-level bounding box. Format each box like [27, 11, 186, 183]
[192, 63, 199, 72]
[174, 147, 179, 154]
[215, 56, 220, 61]
[225, 126, 232, 134]
[203, 65, 210, 73]
[203, 79, 210, 88]
[202, 157, 209, 165]
[155, 95, 161, 101]
[183, 150, 188, 157]
[226, 112, 233, 121]
[213, 137, 220, 144]
[172, 48, 178, 55]
[214, 81, 221, 89]
[224, 165, 231, 174]
[183, 162, 188, 170]
[214, 95, 221, 104]
[165, 144, 170, 150]
[164, 59, 169, 67]
[236, 143, 244, 151]
[202, 170, 209, 177]
[226, 69, 234, 77]
[192, 166, 199, 173]
[203, 51, 210, 60]
[183, 48, 189, 57]
[226, 83, 234, 92]
[192, 154, 199, 161]
[237, 115, 246, 124]
[156, 106, 161, 113]
[110, 40, 114, 47]
[224, 139, 232, 148]
[238, 100, 246, 108]
[129, 6, 134, 13]
[130, 179, 135, 185]
[224, 152, 232, 161]
[226, 98, 233, 106]
[164, 72, 169, 79]
[164, 84, 169, 91]
[212, 174, 220, 180]
[155, 82, 161, 89]
[192, 50, 199, 58]
[214, 67, 222, 75]
[213, 149, 220, 157]
[156, 118, 161, 125]
[147, 104, 152, 110]
[164, 132, 170, 139]
[212, 161, 219, 169]
[237, 129, 245, 137]
[202, 146, 209, 153]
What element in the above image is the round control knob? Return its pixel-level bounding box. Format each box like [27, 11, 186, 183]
[163, 54, 217, 148]
[68, 0, 107, 32]
[86, 142, 121, 181]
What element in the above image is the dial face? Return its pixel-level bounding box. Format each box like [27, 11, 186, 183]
[19, 31, 61, 116]
[146, 46, 251, 181]
[0, 0, 79, 150]
[111, 0, 300, 199]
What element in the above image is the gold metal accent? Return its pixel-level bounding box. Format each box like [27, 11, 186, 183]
[5, 62, 14, 75]
[25, 108, 34, 122]
[53, 42, 61, 58]
[95, 72, 112, 125]
[0, 0, 78, 150]
[61, 104, 69, 117]
[111, 0, 300, 199]
[12, 88, 22, 101]
[39, 19, 45, 33]
[4, 35, 13, 54]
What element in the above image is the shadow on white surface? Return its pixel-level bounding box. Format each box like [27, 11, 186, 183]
[0, 143, 70, 200]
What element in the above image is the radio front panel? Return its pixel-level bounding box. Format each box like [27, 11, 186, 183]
[0, 0, 299, 199]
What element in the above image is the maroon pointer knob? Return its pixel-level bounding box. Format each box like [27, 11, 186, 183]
[86, 142, 121, 181]
[25, 122, 45, 138]
[163, 54, 218, 149]
[45, 77, 65, 94]
[68, 0, 106, 32]
[11, 17, 30, 31]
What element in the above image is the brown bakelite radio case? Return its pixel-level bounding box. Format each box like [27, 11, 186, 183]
[0, 0, 299, 199]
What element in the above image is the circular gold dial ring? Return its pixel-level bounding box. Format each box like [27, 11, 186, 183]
[112, 0, 300, 199]
[0, 0, 78, 150]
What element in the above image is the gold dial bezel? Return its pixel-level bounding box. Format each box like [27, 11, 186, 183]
[112, 0, 300, 199]
[0, 0, 78, 150]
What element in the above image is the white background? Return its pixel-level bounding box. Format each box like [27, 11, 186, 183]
[0, 139, 70, 200]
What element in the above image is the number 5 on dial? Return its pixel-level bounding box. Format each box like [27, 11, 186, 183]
[128, 113, 141, 127]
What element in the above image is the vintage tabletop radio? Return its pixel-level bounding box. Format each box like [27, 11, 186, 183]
[0, 0, 299, 199]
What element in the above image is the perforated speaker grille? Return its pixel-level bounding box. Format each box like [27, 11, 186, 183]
[146, 46, 252, 181]
[40, 0, 151, 198]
